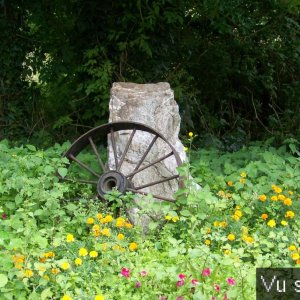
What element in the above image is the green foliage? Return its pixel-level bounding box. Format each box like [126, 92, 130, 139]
[0, 0, 299, 144]
[0, 139, 299, 299]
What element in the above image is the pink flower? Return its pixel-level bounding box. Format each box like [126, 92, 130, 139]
[191, 279, 199, 286]
[214, 284, 220, 292]
[2, 214, 7, 219]
[140, 270, 148, 277]
[202, 268, 211, 276]
[160, 296, 167, 300]
[135, 281, 141, 288]
[212, 297, 216, 300]
[176, 280, 185, 287]
[227, 277, 236, 286]
[223, 293, 229, 300]
[121, 267, 130, 278]
[178, 273, 186, 280]
[176, 297, 183, 300]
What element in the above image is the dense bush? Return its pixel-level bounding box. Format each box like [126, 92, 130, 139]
[0, 1, 299, 144]
[0, 138, 299, 299]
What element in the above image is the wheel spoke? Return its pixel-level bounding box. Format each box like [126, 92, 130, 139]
[126, 151, 173, 179]
[127, 188, 176, 202]
[127, 135, 158, 179]
[59, 177, 98, 185]
[117, 128, 136, 171]
[68, 154, 101, 178]
[110, 127, 118, 169]
[133, 174, 179, 190]
[88, 137, 106, 173]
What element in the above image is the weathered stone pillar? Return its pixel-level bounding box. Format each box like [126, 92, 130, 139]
[108, 82, 186, 225]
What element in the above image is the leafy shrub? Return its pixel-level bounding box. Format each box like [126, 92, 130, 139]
[0, 139, 299, 299]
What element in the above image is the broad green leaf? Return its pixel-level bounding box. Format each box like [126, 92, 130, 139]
[0, 274, 8, 288]
[57, 167, 68, 178]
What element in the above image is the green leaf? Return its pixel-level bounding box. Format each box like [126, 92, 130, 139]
[0, 274, 8, 288]
[57, 167, 68, 178]
[41, 288, 53, 300]
[180, 210, 191, 217]
[44, 166, 54, 175]
[26, 145, 36, 152]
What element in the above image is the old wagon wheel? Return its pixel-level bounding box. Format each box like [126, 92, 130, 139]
[61, 121, 183, 204]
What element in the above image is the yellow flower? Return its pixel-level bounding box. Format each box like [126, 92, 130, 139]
[283, 198, 292, 206]
[61, 262, 70, 270]
[188, 132, 194, 137]
[227, 234, 235, 241]
[116, 217, 126, 227]
[92, 224, 101, 237]
[51, 268, 60, 275]
[13, 254, 25, 263]
[92, 224, 100, 231]
[224, 249, 231, 255]
[43, 275, 50, 281]
[124, 222, 133, 229]
[218, 190, 225, 197]
[129, 242, 138, 251]
[101, 215, 113, 224]
[243, 235, 254, 244]
[291, 253, 300, 260]
[273, 186, 282, 194]
[66, 234, 75, 243]
[227, 181, 233, 187]
[232, 214, 240, 221]
[96, 213, 103, 220]
[258, 194, 267, 202]
[288, 245, 297, 251]
[235, 210, 243, 217]
[205, 239, 211, 246]
[271, 195, 278, 201]
[239, 178, 246, 184]
[219, 221, 227, 228]
[101, 228, 111, 237]
[117, 233, 125, 240]
[285, 211, 295, 219]
[79, 248, 88, 257]
[75, 258, 82, 266]
[23, 269, 34, 278]
[267, 219, 276, 227]
[61, 295, 72, 300]
[172, 216, 179, 222]
[89, 250, 98, 258]
[44, 251, 55, 259]
[105, 215, 113, 222]
[240, 172, 247, 178]
[278, 194, 285, 201]
[261, 213, 268, 220]
[281, 220, 288, 226]
[165, 215, 172, 221]
[184, 147, 188, 152]
[213, 221, 219, 227]
[296, 259, 300, 265]
[87, 217, 94, 224]
[206, 228, 212, 234]
[94, 295, 105, 300]
[288, 190, 294, 195]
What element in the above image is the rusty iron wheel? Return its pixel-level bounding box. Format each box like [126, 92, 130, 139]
[61, 121, 183, 203]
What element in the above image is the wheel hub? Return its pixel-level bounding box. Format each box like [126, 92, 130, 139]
[97, 171, 131, 199]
